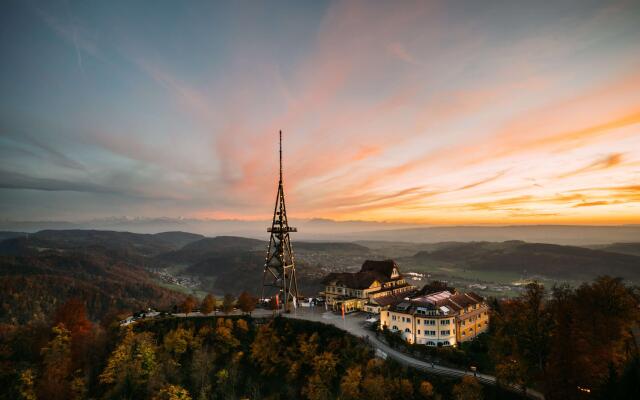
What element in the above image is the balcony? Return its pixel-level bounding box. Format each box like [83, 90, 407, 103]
[268, 226, 297, 233]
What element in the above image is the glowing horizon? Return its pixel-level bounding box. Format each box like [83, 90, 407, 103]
[1, 1, 639, 224]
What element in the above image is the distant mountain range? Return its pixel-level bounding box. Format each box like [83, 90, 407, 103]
[3, 218, 639, 245]
[2, 229, 639, 324]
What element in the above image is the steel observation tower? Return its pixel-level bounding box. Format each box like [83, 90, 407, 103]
[260, 131, 299, 311]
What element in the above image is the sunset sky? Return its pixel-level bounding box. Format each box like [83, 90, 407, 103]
[1, 0, 640, 224]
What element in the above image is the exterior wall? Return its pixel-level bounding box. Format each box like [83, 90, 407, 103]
[323, 279, 415, 313]
[363, 304, 380, 314]
[414, 315, 456, 346]
[380, 310, 457, 346]
[369, 282, 414, 299]
[342, 298, 367, 313]
[381, 303, 490, 347]
[456, 304, 490, 342]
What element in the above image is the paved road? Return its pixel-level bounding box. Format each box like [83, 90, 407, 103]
[126, 307, 544, 399]
[283, 307, 544, 400]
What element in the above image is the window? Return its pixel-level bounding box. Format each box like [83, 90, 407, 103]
[392, 325, 398, 331]
[443, 341, 450, 346]
[416, 318, 420, 323]
[418, 330, 421, 335]
[426, 341, 436, 346]
[405, 328, 411, 333]
[441, 330, 450, 336]
[441, 319, 450, 325]
[392, 315, 397, 321]
[387, 312, 390, 317]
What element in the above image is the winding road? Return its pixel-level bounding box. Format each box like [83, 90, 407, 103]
[127, 307, 544, 399]
[283, 308, 544, 400]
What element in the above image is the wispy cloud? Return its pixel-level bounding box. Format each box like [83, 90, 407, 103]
[34, 5, 102, 74]
[0, 131, 85, 170]
[3, 0, 640, 222]
[557, 153, 623, 179]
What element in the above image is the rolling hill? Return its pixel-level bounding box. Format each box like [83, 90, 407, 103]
[588, 242, 640, 257]
[411, 241, 640, 281]
[0, 251, 186, 324]
[0, 229, 204, 258]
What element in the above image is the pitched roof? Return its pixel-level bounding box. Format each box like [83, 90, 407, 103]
[391, 291, 486, 315]
[322, 270, 387, 289]
[322, 259, 403, 289]
[372, 291, 417, 307]
[360, 260, 398, 278]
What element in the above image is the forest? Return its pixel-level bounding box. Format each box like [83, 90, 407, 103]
[376, 276, 640, 399]
[1, 303, 519, 400]
[489, 277, 640, 399]
[1, 253, 639, 399]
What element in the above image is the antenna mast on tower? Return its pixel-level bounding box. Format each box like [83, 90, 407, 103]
[261, 130, 299, 312]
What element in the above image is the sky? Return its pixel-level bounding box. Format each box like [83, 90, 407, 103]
[1, 0, 640, 225]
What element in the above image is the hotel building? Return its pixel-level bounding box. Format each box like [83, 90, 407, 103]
[380, 290, 489, 347]
[321, 260, 416, 313]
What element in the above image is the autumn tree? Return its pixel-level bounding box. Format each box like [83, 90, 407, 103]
[153, 384, 192, 400]
[163, 327, 195, 366]
[362, 375, 387, 399]
[52, 298, 94, 370]
[190, 346, 215, 399]
[491, 282, 550, 389]
[418, 380, 435, 399]
[544, 285, 579, 399]
[222, 293, 235, 314]
[38, 324, 72, 400]
[18, 369, 37, 400]
[53, 299, 92, 338]
[519, 283, 551, 375]
[303, 352, 338, 400]
[213, 319, 240, 354]
[237, 291, 256, 315]
[546, 277, 639, 398]
[452, 376, 483, 400]
[181, 296, 197, 316]
[70, 371, 87, 400]
[339, 365, 362, 400]
[201, 294, 216, 315]
[100, 328, 158, 399]
[251, 324, 284, 376]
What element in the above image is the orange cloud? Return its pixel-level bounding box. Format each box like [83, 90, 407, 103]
[557, 153, 623, 178]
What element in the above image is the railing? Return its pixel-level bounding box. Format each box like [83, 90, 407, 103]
[267, 226, 297, 232]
